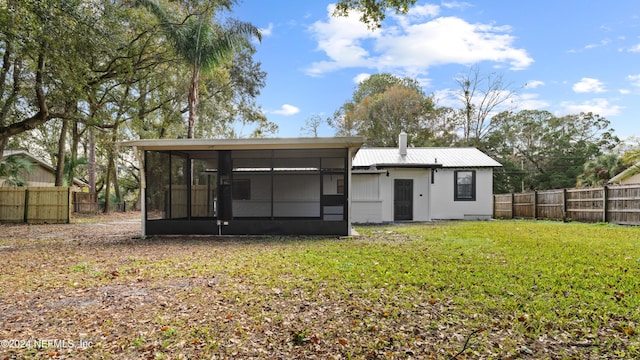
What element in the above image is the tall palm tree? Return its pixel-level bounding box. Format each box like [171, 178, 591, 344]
[135, 0, 261, 138]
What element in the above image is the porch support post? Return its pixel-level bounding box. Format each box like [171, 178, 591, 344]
[133, 146, 146, 238]
[347, 147, 354, 236]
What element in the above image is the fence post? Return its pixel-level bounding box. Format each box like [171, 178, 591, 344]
[562, 188, 568, 222]
[511, 192, 515, 219]
[603, 185, 609, 223]
[23, 188, 29, 223]
[533, 191, 538, 219]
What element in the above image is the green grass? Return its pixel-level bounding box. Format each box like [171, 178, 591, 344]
[1, 220, 638, 359]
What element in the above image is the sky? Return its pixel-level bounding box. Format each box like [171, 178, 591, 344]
[232, 1, 640, 140]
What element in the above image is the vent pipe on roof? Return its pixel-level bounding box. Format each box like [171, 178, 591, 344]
[399, 131, 407, 156]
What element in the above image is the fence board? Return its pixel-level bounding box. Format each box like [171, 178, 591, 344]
[493, 194, 513, 219]
[607, 185, 640, 225]
[565, 188, 605, 223]
[73, 192, 98, 213]
[494, 184, 640, 226]
[0, 188, 26, 222]
[513, 192, 535, 218]
[25, 187, 71, 224]
[536, 190, 564, 220]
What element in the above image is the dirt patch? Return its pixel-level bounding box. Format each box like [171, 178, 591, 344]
[0, 211, 141, 244]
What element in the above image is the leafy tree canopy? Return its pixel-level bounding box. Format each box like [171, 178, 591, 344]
[334, 0, 418, 29]
[329, 73, 436, 147]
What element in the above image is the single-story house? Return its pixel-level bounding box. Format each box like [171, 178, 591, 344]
[351, 133, 502, 223]
[608, 162, 640, 185]
[1, 150, 87, 188]
[119, 137, 365, 237]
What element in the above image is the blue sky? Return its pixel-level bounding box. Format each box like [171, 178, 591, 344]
[233, 1, 640, 139]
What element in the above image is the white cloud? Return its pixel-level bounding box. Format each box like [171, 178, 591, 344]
[403, 4, 440, 20]
[306, 4, 378, 77]
[441, 1, 472, 10]
[558, 98, 621, 117]
[584, 39, 610, 50]
[627, 74, 640, 88]
[524, 80, 544, 89]
[619, 89, 631, 94]
[259, 23, 274, 37]
[353, 73, 371, 84]
[271, 104, 300, 116]
[305, 5, 533, 76]
[513, 93, 549, 111]
[432, 88, 459, 108]
[572, 78, 606, 93]
[628, 44, 640, 53]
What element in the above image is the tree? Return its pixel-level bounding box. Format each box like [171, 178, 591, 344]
[300, 114, 324, 137]
[330, 73, 436, 146]
[577, 153, 626, 187]
[134, 0, 262, 138]
[455, 66, 518, 146]
[485, 110, 619, 191]
[334, 0, 418, 29]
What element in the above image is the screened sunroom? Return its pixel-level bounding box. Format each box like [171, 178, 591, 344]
[119, 137, 364, 236]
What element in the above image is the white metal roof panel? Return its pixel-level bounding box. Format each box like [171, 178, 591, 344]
[118, 137, 366, 151]
[353, 148, 502, 168]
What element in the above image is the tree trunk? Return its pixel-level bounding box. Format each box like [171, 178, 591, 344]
[187, 66, 199, 139]
[110, 124, 121, 205]
[68, 119, 80, 186]
[89, 128, 96, 193]
[0, 138, 7, 160]
[54, 119, 68, 186]
[103, 154, 112, 214]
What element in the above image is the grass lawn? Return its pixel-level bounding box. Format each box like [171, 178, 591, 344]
[0, 220, 638, 359]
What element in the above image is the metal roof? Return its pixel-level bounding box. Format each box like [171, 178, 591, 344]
[353, 147, 502, 168]
[118, 137, 366, 151]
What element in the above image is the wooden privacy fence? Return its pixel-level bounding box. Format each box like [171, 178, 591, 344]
[73, 191, 98, 213]
[494, 184, 640, 226]
[0, 187, 72, 224]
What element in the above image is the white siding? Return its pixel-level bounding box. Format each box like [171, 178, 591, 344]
[430, 168, 494, 220]
[232, 173, 321, 217]
[352, 167, 494, 223]
[352, 174, 383, 223]
[352, 169, 431, 223]
[273, 174, 320, 217]
[233, 173, 271, 217]
[323, 173, 343, 195]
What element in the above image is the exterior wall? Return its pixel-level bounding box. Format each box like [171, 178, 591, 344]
[25, 165, 56, 186]
[352, 174, 383, 223]
[618, 173, 640, 185]
[352, 167, 495, 222]
[352, 168, 431, 223]
[430, 168, 494, 220]
[230, 173, 345, 218]
[1, 164, 55, 187]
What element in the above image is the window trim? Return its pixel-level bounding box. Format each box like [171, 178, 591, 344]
[454, 170, 476, 201]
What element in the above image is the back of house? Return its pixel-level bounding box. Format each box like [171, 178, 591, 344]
[351, 134, 502, 223]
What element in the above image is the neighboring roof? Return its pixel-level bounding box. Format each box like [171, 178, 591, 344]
[353, 147, 503, 168]
[118, 137, 366, 151]
[608, 162, 640, 184]
[2, 150, 88, 187]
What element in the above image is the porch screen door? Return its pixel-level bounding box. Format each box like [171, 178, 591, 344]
[394, 179, 413, 221]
